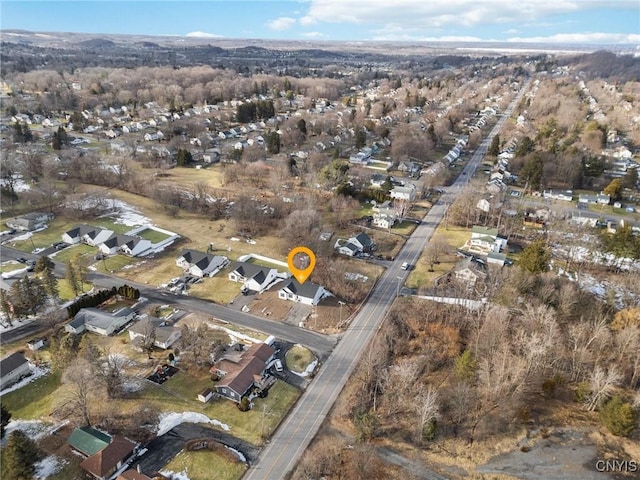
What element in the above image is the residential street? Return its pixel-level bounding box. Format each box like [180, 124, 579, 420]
[243, 80, 531, 480]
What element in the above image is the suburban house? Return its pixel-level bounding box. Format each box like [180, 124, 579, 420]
[128, 316, 181, 350]
[68, 426, 137, 480]
[228, 261, 280, 292]
[453, 258, 488, 287]
[372, 206, 398, 229]
[176, 250, 229, 277]
[571, 210, 600, 227]
[66, 307, 135, 336]
[464, 226, 508, 255]
[277, 279, 330, 306]
[98, 234, 152, 257]
[0, 352, 31, 389]
[62, 225, 114, 246]
[334, 239, 361, 256]
[334, 232, 375, 257]
[398, 161, 420, 176]
[349, 150, 372, 165]
[487, 252, 508, 267]
[6, 212, 53, 232]
[390, 184, 417, 201]
[349, 232, 375, 252]
[543, 189, 574, 202]
[578, 192, 611, 205]
[211, 342, 276, 403]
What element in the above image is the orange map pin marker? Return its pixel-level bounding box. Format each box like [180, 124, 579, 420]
[287, 246, 316, 284]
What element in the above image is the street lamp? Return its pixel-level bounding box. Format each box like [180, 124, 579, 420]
[338, 300, 346, 325]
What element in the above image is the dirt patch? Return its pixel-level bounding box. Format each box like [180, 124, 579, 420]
[246, 290, 294, 320]
[476, 428, 611, 480]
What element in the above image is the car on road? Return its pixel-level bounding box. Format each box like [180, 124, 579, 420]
[401, 262, 410, 270]
[16, 257, 28, 264]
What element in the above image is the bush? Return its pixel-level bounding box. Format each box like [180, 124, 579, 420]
[599, 395, 637, 437]
[575, 382, 591, 404]
[542, 375, 564, 398]
[238, 397, 251, 412]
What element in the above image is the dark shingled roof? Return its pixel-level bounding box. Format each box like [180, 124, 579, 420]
[0, 351, 28, 374]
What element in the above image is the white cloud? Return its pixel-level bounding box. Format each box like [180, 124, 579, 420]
[304, 1, 637, 29]
[267, 17, 297, 31]
[300, 15, 317, 26]
[186, 31, 223, 38]
[505, 28, 520, 34]
[372, 33, 486, 42]
[508, 32, 640, 44]
[302, 31, 326, 38]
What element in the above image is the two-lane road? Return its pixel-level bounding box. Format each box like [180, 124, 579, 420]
[245, 79, 532, 480]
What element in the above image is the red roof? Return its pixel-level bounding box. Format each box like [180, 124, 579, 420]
[214, 343, 275, 397]
[80, 435, 136, 478]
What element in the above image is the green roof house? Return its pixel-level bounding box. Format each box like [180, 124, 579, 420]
[67, 426, 111, 457]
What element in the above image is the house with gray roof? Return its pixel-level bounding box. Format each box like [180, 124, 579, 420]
[0, 351, 31, 389]
[62, 225, 114, 246]
[228, 261, 280, 292]
[277, 279, 331, 306]
[176, 249, 229, 277]
[66, 307, 135, 336]
[6, 212, 53, 232]
[128, 316, 181, 349]
[98, 234, 152, 257]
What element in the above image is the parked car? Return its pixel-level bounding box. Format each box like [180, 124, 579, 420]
[274, 359, 284, 372]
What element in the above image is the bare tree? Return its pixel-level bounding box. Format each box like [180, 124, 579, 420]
[62, 358, 98, 426]
[414, 384, 439, 443]
[585, 365, 622, 411]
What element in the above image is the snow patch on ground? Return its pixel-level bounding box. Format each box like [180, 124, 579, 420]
[157, 412, 230, 436]
[300, 358, 318, 377]
[122, 377, 143, 393]
[226, 446, 247, 463]
[160, 470, 191, 480]
[34, 455, 65, 479]
[0, 364, 50, 396]
[109, 199, 151, 226]
[4, 420, 51, 441]
[212, 325, 262, 345]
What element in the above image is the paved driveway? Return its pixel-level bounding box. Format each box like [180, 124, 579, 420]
[133, 423, 260, 475]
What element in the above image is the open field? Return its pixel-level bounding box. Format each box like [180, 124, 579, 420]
[1, 371, 62, 419]
[406, 225, 470, 290]
[0, 261, 26, 273]
[163, 449, 247, 480]
[51, 243, 95, 265]
[187, 268, 242, 305]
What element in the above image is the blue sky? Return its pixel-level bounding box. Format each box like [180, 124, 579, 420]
[1, 1, 639, 44]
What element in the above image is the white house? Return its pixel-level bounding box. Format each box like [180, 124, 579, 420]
[373, 207, 398, 229]
[128, 316, 181, 349]
[0, 352, 31, 389]
[349, 232, 375, 252]
[98, 234, 152, 257]
[6, 212, 53, 232]
[465, 226, 507, 254]
[578, 193, 611, 205]
[176, 250, 229, 277]
[390, 184, 416, 201]
[66, 308, 135, 336]
[228, 261, 280, 292]
[277, 280, 330, 306]
[334, 239, 361, 256]
[62, 225, 114, 246]
[543, 189, 573, 202]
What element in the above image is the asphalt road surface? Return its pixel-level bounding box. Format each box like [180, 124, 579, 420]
[244, 80, 532, 480]
[0, 245, 336, 359]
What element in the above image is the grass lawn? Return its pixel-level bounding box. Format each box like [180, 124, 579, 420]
[8, 217, 130, 252]
[141, 369, 300, 446]
[94, 254, 141, 274]
[188, 269, 242, 305]
[51, 244, 96, 265]
[0, 261, 25, 273]
[164, 449, 247, 480]
[137, 227, 172, 243]
[285, 345, 314, 374]
[1, 371, 61, 419]
[406, 225, 470, 289]
[393, 220, 419, 236]
[56, 277, 93, 301]
[161, 165, 225, 190]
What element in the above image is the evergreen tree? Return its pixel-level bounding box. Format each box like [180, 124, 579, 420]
[176, 148, 193, 166]
[66, 259, 80, 297]
[266, 131, 280, 154]
[8, 276, 47, 318]
[1, 430, 43, 480]
[1, 404, 11, 439]
[50, 331, 80, 372]
[34, 256, 55, 273]
[515, 136, 534, 157]
[355, 127, 367, 149]
[519, 239, 550, 274]
[52, 126, 68, 150]
[42, 267, 59, 300]
[296, 118, 307, 137]
[520, 155, 544, 191]
[488, 134, 500, 156]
